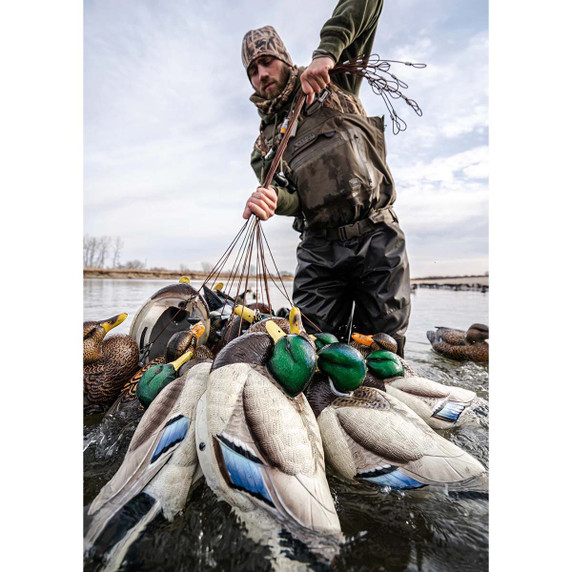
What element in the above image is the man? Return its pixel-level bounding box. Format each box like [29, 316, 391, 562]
[241, 0, 411, 357]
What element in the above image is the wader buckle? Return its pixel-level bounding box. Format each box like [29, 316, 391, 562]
[335, 219, 372, 241]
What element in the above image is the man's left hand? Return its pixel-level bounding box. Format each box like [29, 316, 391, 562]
[300, 56, 335, 105]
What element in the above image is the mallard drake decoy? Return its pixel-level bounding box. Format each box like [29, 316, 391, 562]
[351, 331, 419, 376]
[365, 350, 476, 430]
[135, 349, 196, 409]
[195, 307, 340, 534]
[129, 278, 210, 363]
[426, 323, 489, 363]
[84, 313, 140, 410]
[345, 331, 475, 429]
[85, 360, 211, 570]
[306, 342, 488, 492]
[109, 323, 208, 412]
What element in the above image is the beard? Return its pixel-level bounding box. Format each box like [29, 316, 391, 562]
[258, 65, 291, 100]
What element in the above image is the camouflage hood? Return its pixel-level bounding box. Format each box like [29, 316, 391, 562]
[241, 25, 293, 72]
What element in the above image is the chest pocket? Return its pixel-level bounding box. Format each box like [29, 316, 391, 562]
[285, 118, 385, 228]
[288, 130, 345, 171]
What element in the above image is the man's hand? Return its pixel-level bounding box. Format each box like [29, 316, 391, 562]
[300, 56, 336, 105]
[242, 186, 278, 220]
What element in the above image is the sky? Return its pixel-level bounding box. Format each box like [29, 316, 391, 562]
[84, 0, 489, 277]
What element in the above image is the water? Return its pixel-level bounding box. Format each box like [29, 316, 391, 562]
[84, 279, 488, 571]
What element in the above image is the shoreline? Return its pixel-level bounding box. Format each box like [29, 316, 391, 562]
[82, 267, 294, 281]
[83, 268, 488, 290]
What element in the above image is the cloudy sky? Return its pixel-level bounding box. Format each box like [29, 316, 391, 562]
[84, 0, 488, 277]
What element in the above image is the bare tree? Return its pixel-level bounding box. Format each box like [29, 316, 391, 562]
[83, 235, 91, 267]
[95, 236, 111, 268]
[124, 259, 146, 270]
[201, 261, 214, 273]
[84, 235, 99, 268]
[112, 237, 124, 269]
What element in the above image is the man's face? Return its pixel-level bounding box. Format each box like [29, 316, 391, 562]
[248, 55, 290, 100]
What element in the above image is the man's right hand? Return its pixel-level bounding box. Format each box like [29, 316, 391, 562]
[300, 56, 335, 105]
[242, 186, 278, 220]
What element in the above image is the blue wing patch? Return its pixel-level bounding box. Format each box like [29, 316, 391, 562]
[217, 436, 274, 507]
[358, 467, 426, 490]
[432, 402, 465, 422]
[151, 415, 190, 463]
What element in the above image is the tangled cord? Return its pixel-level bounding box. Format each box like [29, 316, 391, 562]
[332, 54, 426, 134]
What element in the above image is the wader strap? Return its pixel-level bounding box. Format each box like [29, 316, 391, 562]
[304, 208, 397, 241]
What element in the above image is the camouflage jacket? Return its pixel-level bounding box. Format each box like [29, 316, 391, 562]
[250, 0, 389, 226]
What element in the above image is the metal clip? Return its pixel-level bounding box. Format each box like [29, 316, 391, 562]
[305, 88, 331, 116]
[139, 342, 152, 367]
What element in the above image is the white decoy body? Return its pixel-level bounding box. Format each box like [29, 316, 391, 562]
[195, 327, 341, 536]
[364, 350, 476, 430]
[313, 381, 487, 491]
[381, 375, 476, 430]
[345, 334, 476, 430]
[84, 361, 211, 570]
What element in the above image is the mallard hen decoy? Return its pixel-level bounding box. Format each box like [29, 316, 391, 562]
[84, 313, 140, 410]
[426, 323, 489, 363]
[85, 359, 211, 570]
[195, 307, 340, 534]
[109, 322, 208, 412]
[305, 342, 487, 492]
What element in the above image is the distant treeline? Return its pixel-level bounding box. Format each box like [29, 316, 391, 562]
[412, 273, 488, 280]
[82, 235, 294, 276]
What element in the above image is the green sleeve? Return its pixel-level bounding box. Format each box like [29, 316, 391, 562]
[313, 0, 384, 95]
[250, 148, 301, 217]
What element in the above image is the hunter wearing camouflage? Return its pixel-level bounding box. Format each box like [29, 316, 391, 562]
[242, 0, 411, 356]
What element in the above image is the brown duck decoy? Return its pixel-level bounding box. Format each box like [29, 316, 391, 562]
[83, 313, 140, 410]
[108, 322, 211, 413]
[426, 323, 489, 363]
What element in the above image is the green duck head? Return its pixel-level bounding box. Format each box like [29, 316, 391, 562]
[317, 342, 366, 394]
[265, 310, 317, 398]
[136, 349, 194, 408]
[311, 332, 339, 351]
[366, 350, 404, 380]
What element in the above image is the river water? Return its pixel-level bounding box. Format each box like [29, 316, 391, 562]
[84, 278, 489, 571]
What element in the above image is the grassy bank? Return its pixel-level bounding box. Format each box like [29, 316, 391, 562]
[84, 268, 487, 288]
[83, 268, 294, 281]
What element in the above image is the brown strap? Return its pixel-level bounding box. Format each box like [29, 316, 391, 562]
[262, 94, 305, 189]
